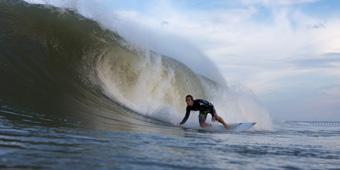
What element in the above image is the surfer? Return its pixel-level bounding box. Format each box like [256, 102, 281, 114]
[179, 95, 229, 128]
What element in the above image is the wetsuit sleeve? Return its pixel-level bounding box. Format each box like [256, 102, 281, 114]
[180, 107, 191, 125]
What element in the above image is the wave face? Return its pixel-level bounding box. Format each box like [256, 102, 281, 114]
[0, 0, 272, 130]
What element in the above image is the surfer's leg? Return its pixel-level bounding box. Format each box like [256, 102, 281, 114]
[212, 111, 229, 128]
[198, 112, 210, 128]
[215, 115, 229, 128]
[210, 107, 229, 128]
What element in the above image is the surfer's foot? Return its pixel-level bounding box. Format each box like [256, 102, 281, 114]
[200, 123, 211, 128]
[223, 124, 229, 129]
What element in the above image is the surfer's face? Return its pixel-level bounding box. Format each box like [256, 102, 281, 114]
[186, 97, 194, 106]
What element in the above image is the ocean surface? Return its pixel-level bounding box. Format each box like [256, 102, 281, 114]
[0, 1, 339, 169]
[1, 109, 339, 169]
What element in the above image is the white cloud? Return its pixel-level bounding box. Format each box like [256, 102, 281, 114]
[322, 85, 340, 96]
[241, 0, 320, 6]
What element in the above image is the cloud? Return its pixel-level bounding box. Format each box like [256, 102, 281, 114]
[292, 53, 340, 68]
[305, 84, 340, 120]
[322, 85, 340, 97]
[241, 0, 320, 6]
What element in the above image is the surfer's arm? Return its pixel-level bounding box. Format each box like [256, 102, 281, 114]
[179, 108, 190, 125]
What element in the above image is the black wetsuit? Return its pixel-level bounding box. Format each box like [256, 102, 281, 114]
[180, 99, 216, 125]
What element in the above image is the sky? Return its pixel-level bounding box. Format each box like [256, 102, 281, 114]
[25, 0, 340, 121]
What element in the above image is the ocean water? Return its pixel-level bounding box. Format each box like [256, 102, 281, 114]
[1, 109, 339, 170]
[1, 1, 339, 169]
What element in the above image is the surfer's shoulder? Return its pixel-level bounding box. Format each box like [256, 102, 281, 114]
[195, 99, 204, 103]
[195, 99, 209, 105]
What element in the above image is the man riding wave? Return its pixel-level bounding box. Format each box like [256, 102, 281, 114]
[179, 95, 229, 128]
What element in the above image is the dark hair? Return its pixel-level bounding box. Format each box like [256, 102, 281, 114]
[186, 95, 193, 100]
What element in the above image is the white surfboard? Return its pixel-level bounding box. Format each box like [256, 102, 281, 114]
[228, 122, 256, 131]
[187, 122, 256, 132]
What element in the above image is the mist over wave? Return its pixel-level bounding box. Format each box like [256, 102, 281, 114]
[1, 0, 272, 130]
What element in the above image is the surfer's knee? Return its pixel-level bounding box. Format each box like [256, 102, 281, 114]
[199, 116, 205, 127]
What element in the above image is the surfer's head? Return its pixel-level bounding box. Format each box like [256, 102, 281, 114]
[185, 95, 194, 106]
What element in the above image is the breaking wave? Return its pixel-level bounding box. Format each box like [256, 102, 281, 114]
[0, 0, 272, 130]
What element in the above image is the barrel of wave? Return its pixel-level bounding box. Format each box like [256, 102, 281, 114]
[95, 44, 206, 124]
[95, 44, 272, 130]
